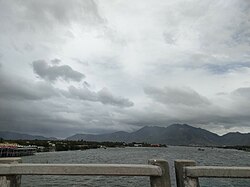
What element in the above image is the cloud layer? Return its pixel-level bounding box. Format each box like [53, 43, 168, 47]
[0, 0, 250, 137]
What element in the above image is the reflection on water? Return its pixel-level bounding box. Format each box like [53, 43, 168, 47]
[21, 146, 250, 187]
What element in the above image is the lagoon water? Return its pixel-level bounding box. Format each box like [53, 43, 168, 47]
[21, 146, 250, 187]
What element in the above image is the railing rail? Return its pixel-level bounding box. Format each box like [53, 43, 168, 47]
[0, 163, 162, 176]
[175, 160, 250, 187]
[1, 158, 250, 187]
[0, 158, 171, 187]
[185, 166, 250, 178]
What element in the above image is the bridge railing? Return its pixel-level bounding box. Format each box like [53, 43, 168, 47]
[174, 160, 250, 187]
[0, 158, 171, 187]
[1, 158, 250, 187]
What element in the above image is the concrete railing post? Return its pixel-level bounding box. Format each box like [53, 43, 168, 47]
[174, 160, 199, 187]
[148, 159, 171, 187]
[183, 177, 199, 187]
[0, 158, 22, 187]
[0, 176, 8, 187]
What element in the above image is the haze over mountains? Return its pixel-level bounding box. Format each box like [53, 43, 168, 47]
[2, 124, 248, 146]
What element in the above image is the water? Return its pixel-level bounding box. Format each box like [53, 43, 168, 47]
[21, 146, 250, 187]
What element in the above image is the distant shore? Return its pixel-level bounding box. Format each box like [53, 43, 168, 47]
[1, 138, 249, 158]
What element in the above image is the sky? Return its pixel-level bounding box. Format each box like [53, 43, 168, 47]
[0, 0, 250, 138]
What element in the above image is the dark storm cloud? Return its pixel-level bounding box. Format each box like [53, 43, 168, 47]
[0, 99, 84, 137]
[0, 73, 59, 100]
[68, 86, 134, 108]
[33, 60, 85, 82]
[144, 86, 210, 106]
[0, 96, 130, 138]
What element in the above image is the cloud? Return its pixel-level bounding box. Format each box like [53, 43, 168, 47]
[0, 98, 81, 137]
[33, 60, 85, 82]
[68, 86, 97, 102]
[0, 72, 59, 100]
[50, 58, 61, 65]
[97, 88, 134, 107]
[144, 86, 210, 106]
[203, 62, 250, 74]
[231, 87, 250, 100]
[0, 0, 104, 30]
[68, 86, 134, 108]
[229, 87, 250, 116]
[83, 81, 91, 88]
[0, 96, 134, 138]
[71, 58, 89, 66]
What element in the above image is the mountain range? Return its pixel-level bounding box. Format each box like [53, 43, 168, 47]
[1, 124, 249, 146]
[66, 124, 250, 146]
[0, 131, 56, 140]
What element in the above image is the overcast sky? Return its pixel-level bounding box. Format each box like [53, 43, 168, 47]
[0, 0, 250, 138]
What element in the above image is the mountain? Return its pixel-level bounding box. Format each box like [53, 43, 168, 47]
[67, 124, 250, 146]
[0, 131, 57, 140]
[220, 132, 250, 146]
[160, 124, 221, 145]
[67, 131, 130, 142]
[2, 124, 249, 145]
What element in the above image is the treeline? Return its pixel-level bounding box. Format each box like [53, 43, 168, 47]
[53, 140, 126, 151]
[218, 145, 250, 152]
[1, 139, 126, 152]
[1, 139, 167, 152]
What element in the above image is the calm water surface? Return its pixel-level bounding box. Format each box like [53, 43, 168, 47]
[21, 146, 250, 187]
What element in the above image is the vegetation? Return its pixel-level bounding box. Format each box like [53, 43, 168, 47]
[1, 139, 166, 152]
[217, 145, 250, 152]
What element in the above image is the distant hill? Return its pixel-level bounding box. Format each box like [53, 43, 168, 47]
[0, 131, 57, 140]
[67, 124, 250, 146]
[67, 131, 130, 142]
[220, 132, 250, 146]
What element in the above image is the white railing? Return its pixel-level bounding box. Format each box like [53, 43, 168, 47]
[1, 158, 250, 187]
[0, 158, 171, 187]
[174, 160, 250, 187]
